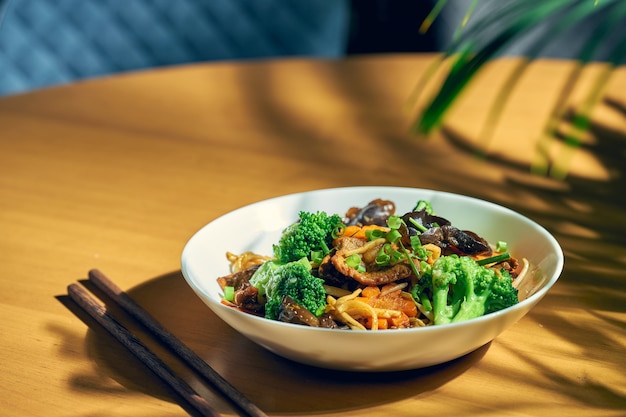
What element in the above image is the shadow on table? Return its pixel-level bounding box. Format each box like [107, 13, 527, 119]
[60, 269, 488, 415]
[222, 60, 626, 413]
[435, 98, 626, 412]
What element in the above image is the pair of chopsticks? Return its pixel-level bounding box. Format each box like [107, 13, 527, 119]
[66, 269, 268, 417]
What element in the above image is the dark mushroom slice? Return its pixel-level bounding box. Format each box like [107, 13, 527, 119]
[401, 209, 451, 240]
[232, 282, 265, 315]
[419, 225, 492, 256]
[345, 199, 396, 226]
[278, 295, 320, 327]
[318, 313, 346, 329]
[217, 265, 265, 314]
[216, 264, 261, 291]
[278, 296, 345, 328]
[493, 257, 520, 278]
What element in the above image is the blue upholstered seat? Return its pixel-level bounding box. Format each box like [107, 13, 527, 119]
[0, 0, 351, 96]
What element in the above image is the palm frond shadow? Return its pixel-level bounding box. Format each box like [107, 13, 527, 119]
[498, 332, 626, 412]
[437, 94, 626, 322]
[441, 95, 626, 189]
[556, 98, 626, 179]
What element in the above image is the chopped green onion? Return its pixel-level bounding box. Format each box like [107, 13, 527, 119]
[408, 217, 428, 233]
[398, 242, 420, 277]
[414, 200, 434, 214]
[365, 228, 386, 241]
[310, 250, 324, 265]
[345, 253, 362, 269]
[386, 229, 402, 244]
[496, 241, 508, 252]
[410, 235, 422, 250]
[387, 215, 402, 230]
[375, 252, 390, 266]
[346, 253, 366, 273]
[476, 252, 510, 266]
[381, 243, 394, 255]
[332, 224, 346, 239]
[223, 286, 235, 302]
[376, 244, 406, 266]
[390, 249, 405, 264]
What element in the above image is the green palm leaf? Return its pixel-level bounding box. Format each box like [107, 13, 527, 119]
[412, 0, 626, 178]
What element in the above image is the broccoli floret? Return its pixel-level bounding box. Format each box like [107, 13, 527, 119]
[249, 257, 327, 321]
[484, 270, 520, 314]
[417, 255, 518, 325]
[273, 211, 344, 264]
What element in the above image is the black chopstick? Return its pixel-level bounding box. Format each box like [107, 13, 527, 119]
[67, 283, 220, 417]
[86, 269, 268, 417]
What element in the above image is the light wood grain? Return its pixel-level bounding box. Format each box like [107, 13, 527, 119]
[1, 54, 624, 416]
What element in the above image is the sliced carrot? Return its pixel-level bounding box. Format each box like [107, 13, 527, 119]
[361, 285, 381, 298]
[373, 284, 418, 318]
[362, 312, 410, 330]
[340, 224, 390, 241]
[350, 284, 418, 330]
[341, 225, 363, 238]
[392, 313, 410, 329]
[365, 316, 388, 330]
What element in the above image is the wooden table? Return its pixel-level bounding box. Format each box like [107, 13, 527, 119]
[1, 54, 625, 416]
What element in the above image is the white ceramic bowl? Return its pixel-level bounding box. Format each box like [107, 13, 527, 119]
[181, 186, 563, 371]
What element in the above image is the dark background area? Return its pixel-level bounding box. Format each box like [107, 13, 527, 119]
[346, 0, 437, 54]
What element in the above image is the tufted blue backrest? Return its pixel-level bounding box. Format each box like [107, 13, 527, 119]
[0, 0, 350, 96]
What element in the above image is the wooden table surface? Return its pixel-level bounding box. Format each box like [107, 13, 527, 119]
[1, 54, 625, 416]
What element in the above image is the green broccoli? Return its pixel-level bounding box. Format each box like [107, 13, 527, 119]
[416, 255, 518, 325]
[249, 257, 327, 321]
[273, 210, 344, 264]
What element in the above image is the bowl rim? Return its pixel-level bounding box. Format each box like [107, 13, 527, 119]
[181, 185, 564, 335]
